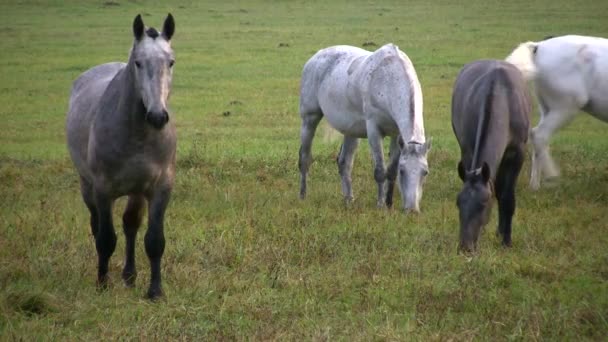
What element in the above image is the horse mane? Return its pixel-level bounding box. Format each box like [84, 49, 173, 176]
[146, 27, 160, 39]
[470, 72, 496, 171]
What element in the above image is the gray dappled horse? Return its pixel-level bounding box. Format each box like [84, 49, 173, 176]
[299, 44, 431, 212]
[66, 14, 176, 299]
[452, 60, 531, 252]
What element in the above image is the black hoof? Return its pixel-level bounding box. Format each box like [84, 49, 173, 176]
[96, 275, 110, 291]
[146, 286, 164, 300]
[122, 271, 137, 288]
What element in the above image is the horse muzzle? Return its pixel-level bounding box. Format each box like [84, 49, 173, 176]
[145, 109, 169, 129]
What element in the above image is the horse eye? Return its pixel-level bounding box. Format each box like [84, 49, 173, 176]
[135, 61, 142, 69]
[169, 60, 175, 67]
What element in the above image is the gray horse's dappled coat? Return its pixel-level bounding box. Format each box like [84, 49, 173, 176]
[298, 44, 430, 211]
[66, 14, 176, 299]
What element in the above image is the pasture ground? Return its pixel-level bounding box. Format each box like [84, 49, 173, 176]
[1, 0, 607, 340]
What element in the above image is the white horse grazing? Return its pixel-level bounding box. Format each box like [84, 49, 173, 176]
[298, 44, 431, 212]
[506, 35, 608, 189]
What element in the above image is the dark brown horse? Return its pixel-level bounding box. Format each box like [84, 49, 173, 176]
[451, 60, 531, 252]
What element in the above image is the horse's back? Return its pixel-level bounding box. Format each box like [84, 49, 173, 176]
[453, 60, 530, 166]
[300, 45, 370, 116]
[536, 35, 608, 117]
[67, 62, 125, 180]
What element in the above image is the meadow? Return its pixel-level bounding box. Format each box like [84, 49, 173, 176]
[1, 0, 607, 340]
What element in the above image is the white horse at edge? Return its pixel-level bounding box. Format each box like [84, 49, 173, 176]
[506, 35, 608, 189]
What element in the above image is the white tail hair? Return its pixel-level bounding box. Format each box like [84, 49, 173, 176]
[505, 41, 539, 80]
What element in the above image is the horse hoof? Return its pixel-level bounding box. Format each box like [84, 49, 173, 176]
[146, 287, 164, 300]
[96, 276, 110, 291]
[122, 272, 137, 288]
[501, 240, 512, 248]
[543, 176, 560, 188]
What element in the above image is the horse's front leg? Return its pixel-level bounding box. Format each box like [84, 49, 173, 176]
[366, 121, 387, 208]
[122, 195, 145, 287]
[337, 136, 359, 203]
[495, 146, 524, 247]
[94, 191, 117, 289]
[145, 186, 172, 299]
[385, 136, 400, 208]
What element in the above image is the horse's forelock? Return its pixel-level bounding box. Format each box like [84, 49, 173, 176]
[146, 27, 160, 39]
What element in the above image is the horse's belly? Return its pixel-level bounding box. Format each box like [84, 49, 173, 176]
[585, 94, 608, 122]
[112, 164, 163, 196]
[325, 115, 368, 137]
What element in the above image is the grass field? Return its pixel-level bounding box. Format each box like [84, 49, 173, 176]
[1, 0, 608, 340]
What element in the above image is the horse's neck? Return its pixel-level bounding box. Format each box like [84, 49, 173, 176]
[94, 65, 147, 145]
[104, 65, 145, 125]
[394, 87, 425, 143]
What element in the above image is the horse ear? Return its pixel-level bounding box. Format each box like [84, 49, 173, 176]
[398, 135, 404, 149]
[162, 13, 175, 41]
[457, 161, 465, 182]
[481, 162, 490, 183]
[133, 14, 144, 41]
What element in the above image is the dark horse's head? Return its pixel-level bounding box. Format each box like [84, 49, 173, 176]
[457, 161, 493, 253]
[130, 14, 175, 129]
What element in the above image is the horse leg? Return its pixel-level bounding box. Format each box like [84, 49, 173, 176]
[122, 195, 145, 287]
[337, 136, 359, 203]
[366, 121, 387, 208]
[79, 177, 98, 237]
[144, 187, 172, 299]
[385, 136, 400, 208]
[94, 191, 117, 289]
[495, 145, 524, 247]
[529, 104, 577, 190]
[298, 112, 323, 199]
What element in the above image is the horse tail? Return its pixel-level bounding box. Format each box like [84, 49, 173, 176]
[505, 41, 539, 81]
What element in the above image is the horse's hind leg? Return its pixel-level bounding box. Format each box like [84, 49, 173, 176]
[366, 121, 387, 208]
[79, 177, 98, 237]
[385, 136, 400, 208]
[495, 145, 524, 247]
[337, 135, 359, 203]
[298, 111, 323, 199]
[529, 100, 577, 190]
[94, 191, 117, 289]
[122, 195, 145, 287]
[144, 186, 172, 299]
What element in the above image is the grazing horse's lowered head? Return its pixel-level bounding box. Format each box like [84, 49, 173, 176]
[457, 162, 492, 252]
[130, 14, 175, 129]
[398, 138, 431, 213]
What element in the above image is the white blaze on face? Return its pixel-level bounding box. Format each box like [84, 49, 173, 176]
[398, 148, 429, 213]
[134, 36, 173, 112]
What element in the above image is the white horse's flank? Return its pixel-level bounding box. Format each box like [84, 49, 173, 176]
[298, 44, 430, 211]
[506, 35, 608, 189]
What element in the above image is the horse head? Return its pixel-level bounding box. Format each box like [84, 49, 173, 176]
[130, 14, 175, 129]
[456, 161, 493, 253]
[397, 138, 431, 213]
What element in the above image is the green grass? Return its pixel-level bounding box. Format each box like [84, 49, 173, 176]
[1, 0, 608, 339]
